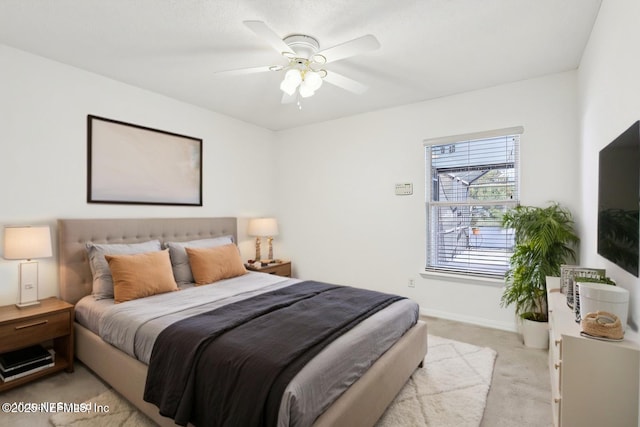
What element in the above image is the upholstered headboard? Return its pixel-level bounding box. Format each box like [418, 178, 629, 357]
[58, 217, 237, 304]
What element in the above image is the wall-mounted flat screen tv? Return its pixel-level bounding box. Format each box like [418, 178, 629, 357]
[597, 120, 639, 277]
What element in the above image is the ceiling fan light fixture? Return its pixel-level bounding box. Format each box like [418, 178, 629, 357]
[280, 69, 302, 95]
[239, 21, 380, 104]
[304, 71, 323, 91]
[280, 80, 298, 96]
[298, 82, 315, 98]
[284, 68, 302, 84]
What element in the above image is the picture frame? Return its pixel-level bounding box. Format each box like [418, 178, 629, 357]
[87, 115, 203, 206]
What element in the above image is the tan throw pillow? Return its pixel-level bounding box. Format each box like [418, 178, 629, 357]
[164, 236, 234, 285]
[186, 244, 247, 285]
[105, 250, 179, 303]
[85, 240, 162, 300]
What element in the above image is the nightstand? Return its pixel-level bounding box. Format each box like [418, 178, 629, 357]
[246, 261, 292, 277]
[0, 297, 74, 392]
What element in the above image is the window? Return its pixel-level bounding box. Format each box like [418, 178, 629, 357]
[424, 127, 522, 278]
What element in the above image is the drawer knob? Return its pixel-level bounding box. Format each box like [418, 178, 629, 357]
[15, 320, 48, 330]
[555, 339, 561, 347]
[554, 363, 561, 370]
[554, 398, 561, 404]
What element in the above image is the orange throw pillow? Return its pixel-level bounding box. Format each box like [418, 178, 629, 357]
[186, 244, 247, 285]
[105, 250, 178, 303]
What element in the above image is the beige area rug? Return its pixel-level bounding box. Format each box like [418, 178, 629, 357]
[49, 388, 155, 427]
[50, 335, 496, 427]
[377, 335, 497, 427]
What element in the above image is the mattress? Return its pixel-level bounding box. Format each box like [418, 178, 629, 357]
[74, 271, 419, 426]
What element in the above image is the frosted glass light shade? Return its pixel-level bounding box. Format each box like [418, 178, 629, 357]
[280, 69, 302, 96]
[305, 71, 323, 91]
[3, 226, 52, 260]
[299, 81, 315, 98]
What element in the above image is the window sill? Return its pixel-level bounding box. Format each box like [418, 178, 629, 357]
[420, 270, 505, 287]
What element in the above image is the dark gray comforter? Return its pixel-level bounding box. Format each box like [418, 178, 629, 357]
[143, 281, 405, 427]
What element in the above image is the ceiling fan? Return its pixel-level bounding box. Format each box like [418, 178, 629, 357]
[216, 21, 380, 104]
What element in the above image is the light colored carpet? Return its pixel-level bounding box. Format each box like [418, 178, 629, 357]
[50, 335, 496, 427]
[377, 335, 497, 426]
[49, 389, 155, 427]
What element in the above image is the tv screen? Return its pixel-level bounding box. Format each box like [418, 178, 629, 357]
[597, 121, 640, 277]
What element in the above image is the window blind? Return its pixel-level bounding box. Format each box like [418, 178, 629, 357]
[425, 129, 521, 278]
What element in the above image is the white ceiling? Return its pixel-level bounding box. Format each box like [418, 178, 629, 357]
[0, 0, 602, 131]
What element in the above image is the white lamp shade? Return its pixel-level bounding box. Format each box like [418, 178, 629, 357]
[304, 71, 323, 91]
[247, 218, 279, 237]
[280, 69, 302, 95]
[280, 80, 298, 96]
[3, 226, 52, 260]
[299, 81, 315, 98]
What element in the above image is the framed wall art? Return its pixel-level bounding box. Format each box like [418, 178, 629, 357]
[87, 115, 203, 206]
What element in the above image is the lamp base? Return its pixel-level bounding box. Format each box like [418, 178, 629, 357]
[267, 236, 274, 262]
[254, 237, 262, 262]
[17, 261, 40, 309]
[16, 300, 40, 309]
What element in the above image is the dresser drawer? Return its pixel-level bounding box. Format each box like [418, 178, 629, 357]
[0, 311, 70, 353]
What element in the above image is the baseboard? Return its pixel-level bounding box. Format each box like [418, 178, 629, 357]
[419, 306, 518, 332]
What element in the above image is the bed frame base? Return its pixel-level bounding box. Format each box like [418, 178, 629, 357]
[76, 320, 427, 427]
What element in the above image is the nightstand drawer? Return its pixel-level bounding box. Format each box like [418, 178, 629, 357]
[0, 311, 70, 353]
[267, 263, 291, 277]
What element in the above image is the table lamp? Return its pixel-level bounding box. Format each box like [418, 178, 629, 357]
[3, 225, 52, 308]
[247, 218, 279, 262]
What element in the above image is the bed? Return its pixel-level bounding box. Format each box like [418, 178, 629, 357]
[57, 217, 428, 427]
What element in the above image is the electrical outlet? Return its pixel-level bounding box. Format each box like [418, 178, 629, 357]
[408, 278, 415, 288]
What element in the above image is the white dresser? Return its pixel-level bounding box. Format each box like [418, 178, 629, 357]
[547, 277, 640, 427]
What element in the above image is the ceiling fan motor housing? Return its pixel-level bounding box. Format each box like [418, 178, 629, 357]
[283, 34, 319, 59]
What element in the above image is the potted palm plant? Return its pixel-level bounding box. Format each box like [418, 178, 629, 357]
[501, 203, 579, 348]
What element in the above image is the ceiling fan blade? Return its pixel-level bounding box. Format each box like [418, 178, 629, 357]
[213, 65, 274, 77]
[323, 71, 369, 95]
[317, 35, 380, 64]
[243, 20, 294, 55]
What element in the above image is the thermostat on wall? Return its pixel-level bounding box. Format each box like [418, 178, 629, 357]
[395, 183, 413, 195]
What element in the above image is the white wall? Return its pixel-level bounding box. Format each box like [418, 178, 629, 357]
[275, 72, 580, 331]
[578, 0, 640, 331]
[0, 45, 277, 305]
[0, 41, 586, 333]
